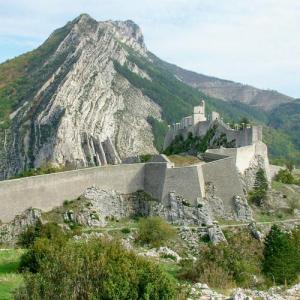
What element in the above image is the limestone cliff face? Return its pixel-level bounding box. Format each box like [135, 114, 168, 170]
[0, 14, 161, 179]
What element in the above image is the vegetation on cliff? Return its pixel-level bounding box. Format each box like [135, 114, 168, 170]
[0, 23, 73, 129]
[163, 125, 235, 156]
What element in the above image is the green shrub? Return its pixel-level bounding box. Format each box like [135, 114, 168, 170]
[139, 154, 153, 163]
[121, 227, 131, 234]
[19, 238, 55, 273]
[275, 169, 296, 185]
[179, 229, 263, 288]
[262, 225, 300, 285]
[15, 238, 177, 300]
[18, 221, 68, 249]
[160, 253, 177, 261]
[137, 217, 176, 248]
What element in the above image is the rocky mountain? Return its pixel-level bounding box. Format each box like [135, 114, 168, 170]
[163, 62, 294, 111]
[0, 14, 298, 179]
[0, 14, 163, 179]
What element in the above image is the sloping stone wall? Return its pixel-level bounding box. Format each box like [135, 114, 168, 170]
[0, 155, 249, 223]
[202, 157, 245, 211]
[0, 164, 145, 222]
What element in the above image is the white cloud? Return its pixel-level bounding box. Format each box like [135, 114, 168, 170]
[0, 0, 299, 97]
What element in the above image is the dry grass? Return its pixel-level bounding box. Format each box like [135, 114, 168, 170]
[293, 169, 300, 181]
[167, 155, 202, 167]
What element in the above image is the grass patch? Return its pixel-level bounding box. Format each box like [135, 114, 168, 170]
[217, 219, 242, 226]
[167, 155, 201, 167]
[0, 249, 24, 300]
[160, 262, 181, 280]
[42, 197, 85, 224]
[253, 211, 289, 223]
[293, 169, 300, 181]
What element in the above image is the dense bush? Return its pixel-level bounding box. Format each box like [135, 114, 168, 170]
[137, 217, 176, 248]
[263, 225, 300, 285]
[18, 223, 69, 273]
[179, 229, 264, 288]
[275, 169, 299, 185]
[18, 221, 68, 249]
[16, 238, 177, 300]
[249, 168, 269, 206]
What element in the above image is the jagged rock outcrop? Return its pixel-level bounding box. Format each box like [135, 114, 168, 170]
[0, 14, 162, 179]
[63, 187, 152, 227]
[187, 282, 300, 299]
[52, 187, 227, 244]
[0, 208, 41, 245]
[204, 182, 226, 218]
[233, 195, 253, 222]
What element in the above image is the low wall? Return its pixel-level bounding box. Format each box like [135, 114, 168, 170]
[0, 164, 145, 222]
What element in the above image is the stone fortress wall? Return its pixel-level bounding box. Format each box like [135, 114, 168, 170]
[0, 152, 249, 223]
[205, 141, 271, 181]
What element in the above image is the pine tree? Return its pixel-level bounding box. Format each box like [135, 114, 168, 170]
[263, 225, 299, 285]
[249, 168, 268, 206]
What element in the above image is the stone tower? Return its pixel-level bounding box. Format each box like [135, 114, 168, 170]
[193, 100, 207, 125]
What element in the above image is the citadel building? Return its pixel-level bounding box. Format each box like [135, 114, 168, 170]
[164, 100, 263, 150]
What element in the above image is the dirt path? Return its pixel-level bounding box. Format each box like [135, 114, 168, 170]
[93, 218, 300, 232]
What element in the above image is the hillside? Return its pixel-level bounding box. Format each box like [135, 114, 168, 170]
[0, 14, 299, 179]
[268, 100, 300, 149]
[162, 61, 294, 111]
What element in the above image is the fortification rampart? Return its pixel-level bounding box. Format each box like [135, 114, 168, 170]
[0, 164, 146, 222]
[205, 141, 271, 181]
[0, 155, 250, 223]
[202, 157, 244, 211]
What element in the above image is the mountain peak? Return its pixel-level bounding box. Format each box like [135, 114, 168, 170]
[112, 19, 146, 51]
[75, 13, 94, 22]
[68, 14, 146, 53]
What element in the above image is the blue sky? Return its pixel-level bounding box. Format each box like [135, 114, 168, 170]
[0, 0, 299, 97]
